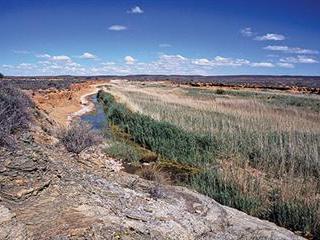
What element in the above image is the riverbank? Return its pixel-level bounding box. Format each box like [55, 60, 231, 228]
[67, 83, 109, 123]
[31, 80, 110, 126]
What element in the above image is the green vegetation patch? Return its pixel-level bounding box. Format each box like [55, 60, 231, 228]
[190, 170, 264, 216]
[98, 89, 320, 239]
[98, 90, 217, 166]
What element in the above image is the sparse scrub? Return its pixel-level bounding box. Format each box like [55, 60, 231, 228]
[215, 88, 225, 94]
[149, 184, 165, 199]
[58, 120, 102, 154]
[137, 165, 170, 184]
[105, 141, 141, 165]
[0, 78, 86, 90]
[0, 84, 34, 148]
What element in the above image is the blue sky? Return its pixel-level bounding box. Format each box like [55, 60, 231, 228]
[1, 0, 319, 76]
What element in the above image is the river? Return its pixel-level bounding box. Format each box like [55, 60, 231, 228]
[80, 94, 107, 129]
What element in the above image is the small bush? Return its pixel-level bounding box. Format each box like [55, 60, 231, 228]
[215, 88, 225, 94]
[149, 185, 165, 199]
[0, 84, 34, 147]
[137, 165, 170, 184]
[0, 73, 4, 78]
[105, 141, 141, 164]
[59, 120, 102, 154]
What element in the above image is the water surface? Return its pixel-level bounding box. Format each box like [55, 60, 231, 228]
[80, 94, 107, 130]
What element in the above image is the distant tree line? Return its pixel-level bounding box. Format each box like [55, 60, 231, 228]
[0, 73, 4, 78]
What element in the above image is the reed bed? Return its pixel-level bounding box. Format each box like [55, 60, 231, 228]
[102, 81, 320, 238]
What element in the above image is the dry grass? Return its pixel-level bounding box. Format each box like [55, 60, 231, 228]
[102, 80, 320, 237]
[106, 80, 320, 177]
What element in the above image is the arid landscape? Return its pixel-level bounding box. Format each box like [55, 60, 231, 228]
[1, 1, 320, 239]
[0, 75, 319, 239]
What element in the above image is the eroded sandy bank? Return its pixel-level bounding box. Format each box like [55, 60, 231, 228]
[32, 81, 111, 126]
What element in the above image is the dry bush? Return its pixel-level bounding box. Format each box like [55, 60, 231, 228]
[58, 120, 103, 154]
[0, 84, 34, 148]
[137, 165, 170, 185]
[149, 185, 165, 200]
[138, 165, 168, 200]
[0, 78, 85, 90]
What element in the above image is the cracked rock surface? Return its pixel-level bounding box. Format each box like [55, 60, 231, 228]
[0, 112, 304, 240]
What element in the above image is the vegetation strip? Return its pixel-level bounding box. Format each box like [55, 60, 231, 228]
[98, 89, 320, 239]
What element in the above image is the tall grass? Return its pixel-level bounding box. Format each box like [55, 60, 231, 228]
[98, 90, 216, 165]
[99, 82, 320, 238]
[111, 87, 320, 179]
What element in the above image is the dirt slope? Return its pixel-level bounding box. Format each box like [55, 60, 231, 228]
[30, 80, 110, 126]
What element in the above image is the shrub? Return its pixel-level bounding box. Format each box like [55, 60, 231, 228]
[137, 165, 170, 184]
[0, 84, 34, 147]
[0, 73, 4, 78]
[0, 78, 85, 90]
[149, 185, 165, 199]
[215, 88, 225, 94]
[58, 120, 102, 154]
[105, 141, 141, 164]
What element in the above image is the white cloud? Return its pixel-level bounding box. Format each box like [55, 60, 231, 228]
[250, 62, 274, 67]
[2, 64, 14, 68]
[255, 33, 285, 41]
[240, 27, 254, 37]
[35, 53, 71, 61]
[108, 25, 127, 31]
[127, 6, 144, 14]
[38, 61, 51, 65]
[159, 43, 172, 48]
[36, 53, 51, 58]
[16, 63, 35, 70]
[280, 55, 318, 64]
[124, 56, 136, 64]
[213, 56, 250, 66]
[193, 56, 250, 67]
[51, 55, 71, 61]
[192, 58, 210, 65]
[79, 52, 97, 59]
[264, 45, 319, 54]
[192, 56, 276, 68]
[3, 53, 304, 76]
[277, 63, 294, 68]
[160, 54, 186, 61]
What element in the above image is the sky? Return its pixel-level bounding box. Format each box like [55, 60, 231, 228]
[1, 0, 320, 76]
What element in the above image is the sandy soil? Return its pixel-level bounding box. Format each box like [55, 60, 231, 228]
[31, 80, 111, 126]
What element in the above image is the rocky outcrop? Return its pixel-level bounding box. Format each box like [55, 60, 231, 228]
[0, 112, 304, 240]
